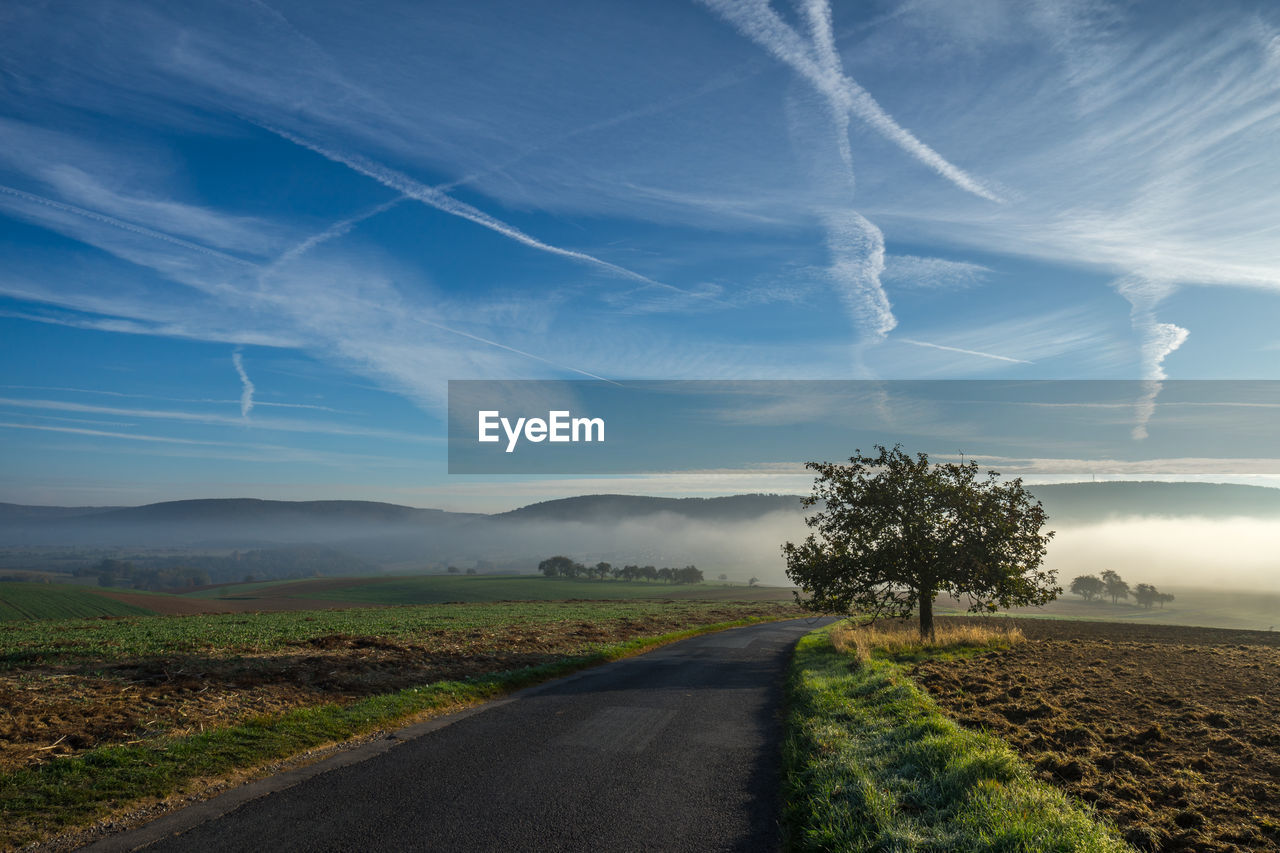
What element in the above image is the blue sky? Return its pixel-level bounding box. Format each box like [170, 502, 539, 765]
[2, 0, 1279, 509]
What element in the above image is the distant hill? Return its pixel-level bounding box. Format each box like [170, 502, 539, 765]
[0, 499, 481, 547]
[0, 503, 122, 520]
[1027, 481, 1280, 523]
[3, 483, 1278, 570]
[495, 494, 803, 523]
[497, 483, 1280, 526]
[81, 498, 458, 526]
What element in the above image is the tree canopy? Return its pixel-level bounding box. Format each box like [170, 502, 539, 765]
[783, 445, 1059, 638]
[1101, 569, 1129, 604]
[1070, 574, 1106, 601]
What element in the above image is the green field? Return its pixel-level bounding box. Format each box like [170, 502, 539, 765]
[186, 573, 798, 605]
[310, 575, 796, 604]
[180, 577, 323, 599]
[0, 583, 156, 622]
[0, 598, 786, 667]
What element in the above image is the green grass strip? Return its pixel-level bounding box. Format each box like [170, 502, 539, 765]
[782, 626, 1133, 852]
[0, 583, 155, 622]
[0, 615, 783, 849]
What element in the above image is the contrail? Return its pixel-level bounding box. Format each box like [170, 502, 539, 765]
[262, 124, 692, 295]
[900, 338, 1033, 364]
[824, 210, 895, 343]
[0, 383, 344, 412]
[0, 421, 235, 445]
[1114, 275, 1189, 440]
[4, 179, 619, 392]
[270, 196, 405, 269]
[418, 318, 621, 385]
[717, 0, 900, 354]
[696, 0, 1003, 203]
[0, 184, 256, 267]
[799, 0, 855, 183]
[231, 348, 255, 418]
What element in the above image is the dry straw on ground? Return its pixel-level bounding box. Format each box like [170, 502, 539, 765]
[830, 618, 1025, 664]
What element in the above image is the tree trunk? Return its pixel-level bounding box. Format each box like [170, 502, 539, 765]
[918, 588, 935, 641]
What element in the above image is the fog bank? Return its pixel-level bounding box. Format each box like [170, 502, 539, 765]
[1048, 516, 1280, 592]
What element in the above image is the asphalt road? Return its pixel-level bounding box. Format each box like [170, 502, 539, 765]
[97, 617, 830, 853]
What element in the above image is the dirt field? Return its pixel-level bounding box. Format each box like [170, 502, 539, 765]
[912, 617, 1280, 852]
[0, 602, 791, 773]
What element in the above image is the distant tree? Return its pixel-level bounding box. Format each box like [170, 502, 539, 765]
[783, 445, 1057, 639]
[675, 565, 703, 584]
[657, 567, 674, 583]
[538, 555, 581, 578]
[749, 576, 759, 587]
[1101, 569, 1129, 605]
[466, 567, 477, 575]
[1070, 574, 1105, 602]
[447, 566, 461, 574]
[1133, 583, 1159, 609]
[1158, 591, 1175, 608]
[620, 564, 638, 581]
[594, 562, 612, 580]
[641, 565, 657, 582]
[717, 573, 728, 582]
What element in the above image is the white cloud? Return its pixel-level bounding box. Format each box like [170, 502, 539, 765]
[881, 255, 992, 290]
[231, 349, 255, 419]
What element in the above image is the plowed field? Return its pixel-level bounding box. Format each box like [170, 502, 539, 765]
[913, 617, 1280, 852]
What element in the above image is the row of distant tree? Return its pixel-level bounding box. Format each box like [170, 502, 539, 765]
[76, 558, 211, 590]
[1070, 569, 1174, 609]
[536, 556, 705, 584]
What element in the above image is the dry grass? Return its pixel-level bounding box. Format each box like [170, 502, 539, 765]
[831, 618, 1025, 664]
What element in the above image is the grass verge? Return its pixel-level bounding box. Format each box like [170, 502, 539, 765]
[0, 614, 784, 849]
[782, 621, 1133, 852]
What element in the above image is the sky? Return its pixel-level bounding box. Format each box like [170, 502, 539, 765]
[2, 0, 1280, 510]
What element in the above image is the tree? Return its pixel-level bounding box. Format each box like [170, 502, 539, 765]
[783, 445, 1058, 639]
[446, 566, 461, 574]
[1134, 583, 1172, 610]
[1070, 574, 1105, 602]
[717, 573, 728, 582]
[675, 565, 703, 584]
[748, 576, 759, 587]
[537, 555, 582, 578]
[594, 562, 612, 580]
[1101, 570, 1129, 605]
